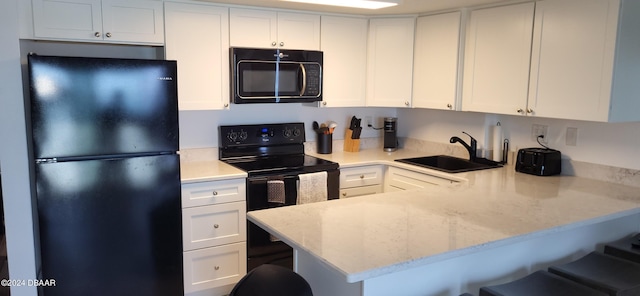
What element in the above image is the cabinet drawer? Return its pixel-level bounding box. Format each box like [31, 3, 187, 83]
[182, 178, 246, 208]
[340, 185, 383, 198]
[385, 167, 458, 191]
[183, 202, 246, 251]
[340, 165, 383, 189]
[183, 242, 247, 293]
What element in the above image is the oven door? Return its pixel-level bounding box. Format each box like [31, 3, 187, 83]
[245, 169, 339, 271]
[246, 175, 298, 270]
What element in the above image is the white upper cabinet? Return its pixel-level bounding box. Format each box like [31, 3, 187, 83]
[462, 3, 535, 115]
[229, 8, 320, 50]
[412, 11, 462, 110]
[319, 15, 368, 107]
[528, 0, 640, 122]
[366, 17, 415, 108]
[164, 2, 230, 111]
[32, 0, 164, 44]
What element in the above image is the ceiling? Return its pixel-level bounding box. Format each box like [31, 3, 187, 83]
[197, 0, 516, 15]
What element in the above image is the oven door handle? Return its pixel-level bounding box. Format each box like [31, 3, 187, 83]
[248, 174, 300, 183]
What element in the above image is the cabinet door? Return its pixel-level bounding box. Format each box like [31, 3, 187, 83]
[320, 16, 368, 107]
[229, 8, 277, 48]
[182, 202, 247, 251]
[183, 242, 247, 293]
[181, 178, 245, 208]
[384, 167, 457, 192]
[340, 165, 384, 189]
[101, 0, 164, 44]
[32, 0, 103, 41]
[528, 0, 619, 121]
[277, 12, 320, 50]
[165, 2, 230, 110]
[367, 17, 415, 107]
[462, 3, 535, 115]
[413, 12, 461, 110]
[340, 185, 383, 198]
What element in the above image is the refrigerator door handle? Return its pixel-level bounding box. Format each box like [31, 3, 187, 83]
[35, 158, 58, 164]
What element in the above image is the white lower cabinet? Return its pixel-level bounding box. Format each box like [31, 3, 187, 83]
[340, 185, 383, 198]
[182, 178, 247, 295]
[183, 202, 246, 251]
[385, 166, 458, 192]
[339, 165, 384, 198]
[183, 242, 247, 294]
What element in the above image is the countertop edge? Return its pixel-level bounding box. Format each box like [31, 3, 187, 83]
[341, 207, 640, 283]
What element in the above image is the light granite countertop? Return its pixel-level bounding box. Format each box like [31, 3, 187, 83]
[246, 149, 640, 283]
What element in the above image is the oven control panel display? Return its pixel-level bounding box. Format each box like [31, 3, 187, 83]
[220, 123, 305, 147]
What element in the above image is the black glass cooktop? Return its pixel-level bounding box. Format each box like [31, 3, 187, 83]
[223, 154, 339, 176]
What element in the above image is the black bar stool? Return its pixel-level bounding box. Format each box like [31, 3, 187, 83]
[230, 264, 313, 296]
[479, 270, 607, 296]
[604, 233, 640, 264]
[549, 251, 640, 295]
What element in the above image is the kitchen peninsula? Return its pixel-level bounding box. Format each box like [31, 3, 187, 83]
[247, 149, 640, 296]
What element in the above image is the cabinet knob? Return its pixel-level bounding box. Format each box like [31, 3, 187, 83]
[94, 32, 101, 38]
[527, 108, 534, 114]
[271, 41, 277, 46]
[322, 102, 327, 106]
[279, 42, 285, 47]
[214, 266, 220, 270]
[517, 108, 524, 114]
[214, 224, 219, 229]
[224, 103, 229, 108]
[105, 32, 112, 38]
[342, 192, 347, 197]
[212, 191, 218, 196]
[359, 175, 365, 179]
[404, 101, 410, 106]
[447, 104, 452, 109]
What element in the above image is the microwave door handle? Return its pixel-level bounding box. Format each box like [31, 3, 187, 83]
[299, 63, 307, 96]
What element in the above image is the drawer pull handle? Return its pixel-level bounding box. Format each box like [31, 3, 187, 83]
[214, 266, 220, 270]
[214, 224, 219, 229]
[212, 191, 218, 196]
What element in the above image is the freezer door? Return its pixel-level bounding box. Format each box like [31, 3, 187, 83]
[35, 154, 183, 296]
[28, 55, 179, 159]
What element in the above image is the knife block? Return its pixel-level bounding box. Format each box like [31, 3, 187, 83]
[344, 129, 360, 152]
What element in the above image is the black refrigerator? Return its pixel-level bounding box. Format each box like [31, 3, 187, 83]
[27, 55, 183, 296]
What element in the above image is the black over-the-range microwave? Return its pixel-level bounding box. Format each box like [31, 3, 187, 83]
[230, 47, 323, 104]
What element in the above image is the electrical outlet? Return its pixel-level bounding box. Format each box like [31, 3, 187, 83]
[365, 116, 373, 127]
[566, 127, 578, 146]
[531, 124, 548, 143]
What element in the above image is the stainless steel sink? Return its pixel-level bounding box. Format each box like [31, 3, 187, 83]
[395, 155, 503, 173]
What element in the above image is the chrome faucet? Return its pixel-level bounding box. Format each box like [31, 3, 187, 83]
[450, 132, 477, 161]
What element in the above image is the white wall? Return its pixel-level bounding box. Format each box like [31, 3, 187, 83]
[179, 106, 396, 148]
[0, 0, 39, 295]
[399, 108, 640, 170]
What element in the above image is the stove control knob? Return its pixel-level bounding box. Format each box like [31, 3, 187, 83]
[293, 128, 301, 137]
[239, 130, 248, 141]
[283, 129, 292, 138]
[227, 131, 238, 142]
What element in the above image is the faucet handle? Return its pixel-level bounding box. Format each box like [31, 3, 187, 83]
[462, 131, 476, 143]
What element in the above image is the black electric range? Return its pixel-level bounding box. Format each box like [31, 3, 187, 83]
[218, 122, 340, 271]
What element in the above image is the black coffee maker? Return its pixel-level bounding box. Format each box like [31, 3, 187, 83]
[383, 117, 398, 152]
